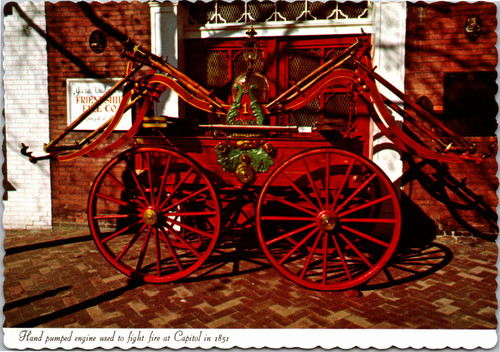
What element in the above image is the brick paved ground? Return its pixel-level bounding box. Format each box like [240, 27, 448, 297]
[3, 224, 497, 329]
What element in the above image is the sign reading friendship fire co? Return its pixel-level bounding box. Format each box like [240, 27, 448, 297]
[67, 78, 132, 131]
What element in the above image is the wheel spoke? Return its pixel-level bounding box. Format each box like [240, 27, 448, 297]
[338, 231, 374, 268]
[154, 228, 161, 276]
[280, 171, 321, 212]
[136, 226, 153, 271]
[166, 211, 216, 217]
[123, 156, 150, 205]
[264, 194, 317, 217]
[94, 213, 141, 220]
[162, 186, 209, 213]
[331, 233, 352, 281]
[146, 151, 155, 206]
[166, 216, 215, 239]
[299, 229, 324, 279]
[156, 154, 173, 208]
[266, 222, 316, 246]
[337, 194, 393, 218]
[279, 227, 319, 265]
[261, 215, 315, 221]
[322, 232, 328, 284]
[302, 158, 324, 210]
[331, 158, 355, 210]
[341, 224, 390, 248]
[163, 223, 203, 259]
[105, 170, 127, 192]
[101, 220, 143, 243]
[105, 171, 147, 208]
[115, 224, 147, 261]
[96, 192, 138, 210]
[341, 218, 397, 224]
[325, 152, 331, 209]
[158, 227, 184, 271]
[335, 173, 377, 213]
[159, 167, 194, 210]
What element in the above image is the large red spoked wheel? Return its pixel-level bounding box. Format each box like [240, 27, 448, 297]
[256, 148, 401, 291]
[88, 147, 221, 283]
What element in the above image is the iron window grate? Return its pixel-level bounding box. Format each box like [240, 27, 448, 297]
[186, 1, 371, 25]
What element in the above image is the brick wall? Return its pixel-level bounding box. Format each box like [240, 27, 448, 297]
[3, 2, 51, 229]
[404, 2, 498, 236]
[45, 1, 150, 224]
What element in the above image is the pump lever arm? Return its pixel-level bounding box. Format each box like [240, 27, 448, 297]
[21, 143, 54, 164]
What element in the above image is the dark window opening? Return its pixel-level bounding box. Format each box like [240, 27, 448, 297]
[443, 71, 498, 136]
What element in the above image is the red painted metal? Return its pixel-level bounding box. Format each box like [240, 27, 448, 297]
[50, 89, 135, 162]
[86, 96, 152, 158]
[88, 147, 221, 283]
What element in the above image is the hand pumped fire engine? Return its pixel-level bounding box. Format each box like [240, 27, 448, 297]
[22, 29, 495, 291]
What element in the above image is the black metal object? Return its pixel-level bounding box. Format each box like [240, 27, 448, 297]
[89, 30, 107, 53]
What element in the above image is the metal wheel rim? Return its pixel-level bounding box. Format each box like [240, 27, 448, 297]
[88, 147, 221, 283]
[256, 147, 401, 291]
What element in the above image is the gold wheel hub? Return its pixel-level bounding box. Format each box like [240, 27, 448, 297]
[143, 208, 159, 226]
[317, 211, 339, 232]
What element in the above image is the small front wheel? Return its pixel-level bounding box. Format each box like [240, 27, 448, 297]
[256, 148, 401, 291]
[88, 147, 221, 283]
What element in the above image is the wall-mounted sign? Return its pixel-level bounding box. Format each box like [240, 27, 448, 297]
[67, 78, 132, 131]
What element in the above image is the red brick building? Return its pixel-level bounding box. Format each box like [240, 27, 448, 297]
[3, 1, 497, 239]
[403, 2, 497, 237]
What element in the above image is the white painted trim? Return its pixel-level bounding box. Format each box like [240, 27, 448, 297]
[149, 1, 187, 117]
[371, 1, 406, 183]
[183, 20, 375, 39]
[3, 1, 52, 229]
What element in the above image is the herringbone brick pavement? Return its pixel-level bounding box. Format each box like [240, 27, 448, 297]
[3, 225, 497, 329]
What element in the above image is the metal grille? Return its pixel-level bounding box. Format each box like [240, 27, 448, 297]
[187, 2, 214, 25]
[337, 1, 370, 19]
[286, 45, 356, 127]
[207, 113, 225, 124]
[326, 47, 356, 70]
[280, 1, 307, 21]
[287, 50, 321, 126]
[218, 1, 245, 23]
[199, 51, 229, 88]
[325, 93, 353, 118]
[248, 1, 276, 22]
[233, 51, 264, 77]
[288, 49, 320, 83]
[187, 1, 371, 25]
[290, 98, 321, 126]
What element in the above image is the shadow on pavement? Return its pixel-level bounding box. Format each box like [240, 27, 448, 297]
[3, 286, 72, 311]
[12, 280, 143, 328]
[5, 235, 92, 256]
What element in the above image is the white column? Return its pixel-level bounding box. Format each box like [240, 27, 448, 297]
[149, 1, 186, 118]
[372, 1, 406, 183]
[3, 1, 52, 229]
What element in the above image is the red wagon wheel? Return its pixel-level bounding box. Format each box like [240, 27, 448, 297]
[88, 147, 221, 283]
[256, 148, 401, 291]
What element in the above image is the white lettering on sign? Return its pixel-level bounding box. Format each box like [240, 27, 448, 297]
[67, 78, 132, 131]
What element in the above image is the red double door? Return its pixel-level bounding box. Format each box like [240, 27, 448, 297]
[185, 34, 370, 139]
